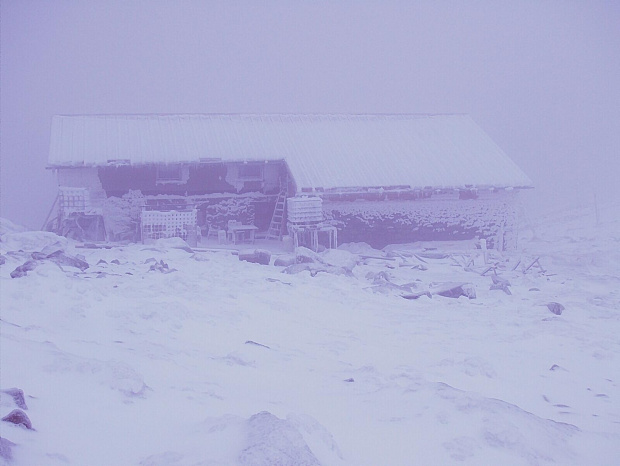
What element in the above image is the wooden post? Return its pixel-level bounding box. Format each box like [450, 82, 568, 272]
[497, 224, 505, 252]
[41, 194, 60, 231]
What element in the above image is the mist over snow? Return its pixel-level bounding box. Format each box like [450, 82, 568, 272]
[1, 1, 620, 465]
[1, 1, 619, 228]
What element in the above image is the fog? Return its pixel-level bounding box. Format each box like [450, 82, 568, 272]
[1, 0, 619, 229]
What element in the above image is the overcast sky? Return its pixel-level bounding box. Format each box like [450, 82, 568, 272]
[1, 0, 619, 228]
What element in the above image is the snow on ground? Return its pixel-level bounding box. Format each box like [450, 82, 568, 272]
[1, 201, 619, 465]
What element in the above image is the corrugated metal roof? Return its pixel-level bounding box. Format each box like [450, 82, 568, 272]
[48, 114, 533, 190]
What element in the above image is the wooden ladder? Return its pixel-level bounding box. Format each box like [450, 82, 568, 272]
[266, 182, 287, 240]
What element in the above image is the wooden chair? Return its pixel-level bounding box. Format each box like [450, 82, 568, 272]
[227, 220, 242, 243]
[205, 224, 219, 241]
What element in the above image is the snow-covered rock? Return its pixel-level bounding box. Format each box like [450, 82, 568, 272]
[151, 237, 193, 252]
[239, 249, 271, 265]
[0, 231, 68, 254]
[273, 254, 296, 267]
[318, 249, 358, 272]
[0, 436, 15, 462]
[1, 409, 32, 430]
[0, 388, 27, 410]
[0, 218, 27, 235]
[239, 412, 321, 466]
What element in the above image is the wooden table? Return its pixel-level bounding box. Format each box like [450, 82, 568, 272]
[289, 224, 338, 251]
[228, 224, 258, 244]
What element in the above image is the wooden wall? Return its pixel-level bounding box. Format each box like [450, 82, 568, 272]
[322, 190, 519, 250]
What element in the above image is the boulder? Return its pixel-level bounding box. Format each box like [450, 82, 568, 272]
[239, 411, 320, 466]
[2, 409, 32, 430]
[1, 231, 68, 253]
[283, 263, 351, 277]
[430, 282, 476, 299]
[401, 290, 433, 300]
[338, 242, 381, 255]
[153, 237, 193, 252]
[0, 217, 28, 235]
[10, 260, 39, 278]
[45, 250, 89, 271]
[1, 388, 27, 410]
[239, 249, 271, 266]
[319, 249, 358, 273]
[148, 260, 177, 273]
[273, 254, 296, 267]
[282, 263, 312, 275]
[547, 302, 564, 315]
[490, 275, 512, 295]
[191, 252, 211, 262]
[0, 436, 15, 462]
[295, 247, 320, 264]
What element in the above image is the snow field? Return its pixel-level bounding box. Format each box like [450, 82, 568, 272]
[1, 202, 619, 465]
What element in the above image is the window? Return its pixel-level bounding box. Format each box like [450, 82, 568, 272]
[156, 165, 183, 183]
[238, 163, 263, 180]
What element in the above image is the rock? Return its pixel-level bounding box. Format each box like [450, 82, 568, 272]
[547, 302, 565, 315]
[239, 249, 271, 265]
[295, 247, 320, 264]
[0, 436, 15, 462]
[11, 250, 89, 276]
[430, 282, 476, 299]
[97, 259, 108, 265]
[149, 260, 177, 273]
[46, 250, 89, 271]
[274, 254, 296, 267]
[265, 277, 292, 286]
[369, 271, 422, 297]
[319, 249, 358, 272]
[0, 255, 5, 265]
[10, 260, 39, 278]
[40, 245, 65, 256]
[1, 231, 67, 253]
[111, 259, 121, 265]
[239, 411, 320, 466]
[1, 388, 27, 410]
[283, 262, 351, 277]
[401, 290, 432, 300]
[283, 263, 312, 275]
[153, 237, 194, 252]
[2, 409, 32, 429]
[0, 217, 28, 235]
[338, 242, 379, 255]
[490, 275, 512, 295]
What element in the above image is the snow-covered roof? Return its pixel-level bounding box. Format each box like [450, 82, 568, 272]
[48, 114, 533, 190]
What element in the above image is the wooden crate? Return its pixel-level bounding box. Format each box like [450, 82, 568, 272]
[287, 196, 323, 225]
[141, 209, 197, 242]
